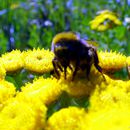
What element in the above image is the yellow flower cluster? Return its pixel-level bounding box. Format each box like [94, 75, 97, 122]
[0, 59, 6, 79]
[89, 79, 130, 111]
[1, 50, 24, 73]
[23, 48, 54, 73]
[45, 106, 130, 130]
[45, 77, 130, 130]
[0, 99, 47, 130]
[0, 80, 48, 130]
[0, 80, 16, 110]
[89, 10, 122, 31]
[98, 51, 126, 72]
[45, 107, 87, 130]
[62, 67, 106, 97]
[0, 49, 127, 77]
[86, 78, 130, 129]
[0, 48, 130, 129]
[0, 48, 54, 78]
[17, 77, 65, 105]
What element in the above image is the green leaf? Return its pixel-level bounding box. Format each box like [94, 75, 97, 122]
[114, 26, 126, 40]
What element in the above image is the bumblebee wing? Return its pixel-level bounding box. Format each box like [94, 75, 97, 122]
[86, 40, 98, 47]
[51, 42, 55, 52]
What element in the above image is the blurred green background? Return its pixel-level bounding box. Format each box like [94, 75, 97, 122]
[0, 0, 130, 55]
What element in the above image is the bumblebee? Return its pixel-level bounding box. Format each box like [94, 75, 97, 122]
[51, 32, 104, 80]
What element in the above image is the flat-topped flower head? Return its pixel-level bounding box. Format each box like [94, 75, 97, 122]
[0, 59, 6, 79]
[45, 107, 87, 130]
[98, 51, 126, 72]
[18, 77, 65, 105]
[0, 100, 47, 130]
[23, 48, 54, 73]
[1, 50, 24, 72]
[0, 80, 16, 111]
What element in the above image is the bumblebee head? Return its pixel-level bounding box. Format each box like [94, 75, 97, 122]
[51, 32, 80, 52]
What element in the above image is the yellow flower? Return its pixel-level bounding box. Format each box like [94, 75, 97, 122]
[15, 94, 47, 129]
[97, 24, 109, 31]
[63, 66, 108, 97]
[82, 107, 130, 130]
[0, 80, 16, 111]
[17, 77, 65, 105]
[46, 104, 130, 130]
[45, 76, 130, 130]
[98, 51, 126, 72]
[89, 10, 122, 31]
[0, 59, 6, 79]
[127, 56, 130, 66]
[63, 79, 94, 97]
[0, 100, 47, 130]
[23, 48, 54, 73]
[89, 77, 130, 112]
[1, 50, 24, 72]
[45, 107, 87, 130]
[0, 48, 130, 129]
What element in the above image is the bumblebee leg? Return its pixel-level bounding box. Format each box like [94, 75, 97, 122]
[93, 49, 106, 81]
[86, 64, 91, 80]
[57, 63, 63, 72]
[52, 58, 60, 79]
[72, 60, 80, 81]
[68, 64, 73, 71]
[94, 64, 106, 81]
[64, 66, 67, 79]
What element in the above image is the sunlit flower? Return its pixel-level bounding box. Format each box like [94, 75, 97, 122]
[98, 51, 126, 72]
[1, 50, 24, 72]
[15, 94, 47, 129]
[0, 100, 47, 130]
[0, 48, 129, 129]
[46, 104, 130, 130]
[17, 77, 65, 105]
[0, 59, 6, 79]
[89, 10, 122, 31]
[82, 107, 130, 130]
[62, 66, 109, 97]
[0, 80, 16, 111]
[45, 76, 130, 130]
[89, 78, 130, 112]
[64, 79, 94, 97]
[23, 48, 54, 73]
[45, 107, 87, 130]
[97, 24, 109, 31]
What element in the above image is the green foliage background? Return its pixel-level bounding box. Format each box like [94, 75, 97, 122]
[0, 0, 130, 55]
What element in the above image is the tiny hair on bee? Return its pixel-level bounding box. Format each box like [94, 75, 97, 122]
[51, 31, 105, 80]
